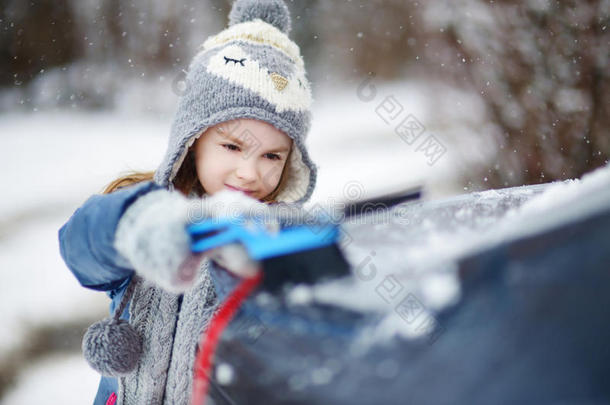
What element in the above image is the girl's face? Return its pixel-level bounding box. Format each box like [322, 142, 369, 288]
[194, 118, 293, 201]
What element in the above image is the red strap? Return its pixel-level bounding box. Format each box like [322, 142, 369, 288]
[191, 270, 262, 405]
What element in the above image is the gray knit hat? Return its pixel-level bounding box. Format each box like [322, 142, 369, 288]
[154, 0, 317, 204]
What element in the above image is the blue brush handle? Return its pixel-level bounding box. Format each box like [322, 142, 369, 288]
[187, 217, 339, 260]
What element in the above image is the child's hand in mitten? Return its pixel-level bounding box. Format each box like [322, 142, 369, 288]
[114, 189, 199, 293]
[188, 189, 279, 277]
[115, 188, 278, 291]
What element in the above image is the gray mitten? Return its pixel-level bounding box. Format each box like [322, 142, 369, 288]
[189, 189, 280, 277]
[114, 189, 198, 293]
[115, 188, 282, 291]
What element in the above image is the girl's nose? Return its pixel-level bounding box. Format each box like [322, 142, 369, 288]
[235, 157, 258, 182]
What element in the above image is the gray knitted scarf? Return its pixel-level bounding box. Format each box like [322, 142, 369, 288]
[117, 259, 218, 405]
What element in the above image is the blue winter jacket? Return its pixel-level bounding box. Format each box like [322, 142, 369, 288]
[58, 181, 161, 405]
[59, 181, 261, 404]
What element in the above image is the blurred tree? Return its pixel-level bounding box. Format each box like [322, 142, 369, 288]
[284, 0, 320, 76]
[424, 0, 609, 187]
[0, 0, 81, 87]
[72, 0, 224, 70]
[310, 0, 421, 80]
[0, 0, 227, 109]
[2, 0, 606, 190]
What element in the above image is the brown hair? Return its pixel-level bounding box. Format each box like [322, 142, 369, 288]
[102, 171, 155, 194]
[261, 146, 293, 203]
[103, 146, 293, 204]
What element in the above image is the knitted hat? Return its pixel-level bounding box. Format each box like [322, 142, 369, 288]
[154, 0, 317, 204]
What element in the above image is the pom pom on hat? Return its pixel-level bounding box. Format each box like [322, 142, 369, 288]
[228, 0, 292, 34]
[82, 276, 142, 377]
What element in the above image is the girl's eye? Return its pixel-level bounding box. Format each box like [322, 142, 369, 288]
[264, 153, 281, 161]
[222, 143, 240, 152]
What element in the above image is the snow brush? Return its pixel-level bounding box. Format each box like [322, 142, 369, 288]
[188, 186, 421, 405]
[187, 185, 421, 290]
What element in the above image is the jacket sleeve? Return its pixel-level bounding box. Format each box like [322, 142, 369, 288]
[58, 181, 162, 291]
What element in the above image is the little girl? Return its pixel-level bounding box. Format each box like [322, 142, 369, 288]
[58, 1, 317, 403]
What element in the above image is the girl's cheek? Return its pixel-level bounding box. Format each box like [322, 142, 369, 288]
[260, 161, 284, 188]
[217, 154, 240, 170]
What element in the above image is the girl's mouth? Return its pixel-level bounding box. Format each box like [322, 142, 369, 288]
[225, 184, 255, 195]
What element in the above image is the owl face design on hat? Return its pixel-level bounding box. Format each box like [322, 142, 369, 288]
[204, 42, 312, 113]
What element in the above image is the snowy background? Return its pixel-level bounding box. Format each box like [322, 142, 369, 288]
[1, 0, 608, 403]
[0, 83, 470, 405]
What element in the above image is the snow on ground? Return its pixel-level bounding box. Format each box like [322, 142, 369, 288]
[0, 111, 169, 219]
[0, 80, 476, 402]
[0, 353, 100, 405]
[0, 112, 169, 357]
[0, 213, 108, 357]
[0, 111, 170, 402]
